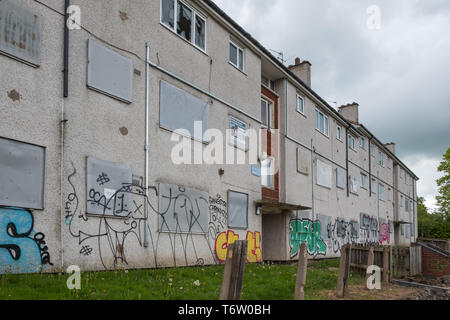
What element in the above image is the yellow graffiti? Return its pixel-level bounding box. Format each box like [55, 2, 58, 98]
[215, 230, 262, 263]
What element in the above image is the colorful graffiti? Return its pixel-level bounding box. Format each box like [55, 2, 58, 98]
[289, 219, 326, 257]
[214, 230, 262, 263]
[360, 214, 380, 245]
[327, 218, 359, 253]
[0, 207, 53, 273]
[379, 222, 390, 244]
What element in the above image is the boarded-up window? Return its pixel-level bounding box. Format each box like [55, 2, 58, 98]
[316, 159, 332, 189]
[86, 157, 132, 217]
[0, 137, 45, 209]
[228, 191, 248, 229]
[0, 0, 41, 67]
[336, 167, 346, 189]
[297, 148, 309, 175]
[318, 214, 331, 239]
[87, 39, 133, 103]
[159, 80, 210, 143]
[158, 183, 209, 234]
[350, 176, 359, 195]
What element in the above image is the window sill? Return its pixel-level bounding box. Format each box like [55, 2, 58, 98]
[160, 22, 209, 57]
[315, 128, 330, 139]
[229, 61, 247, 76]
[296, 110, 307, 118]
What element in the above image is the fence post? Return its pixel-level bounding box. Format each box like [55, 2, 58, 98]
[365, 247, 374, 288]
[383, 246, 390, 284]
[219, 240, 247, 300]
[337, 243, 351, 298]
[294, 243, 308, 300]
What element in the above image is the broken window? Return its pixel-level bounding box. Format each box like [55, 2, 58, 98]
[228, 191, 248, 229]
[161, 0, 175, 29]
[194, 15, 206, 50]
[176, 1, 192, 41]
[350, 175, 359, 195]
[229, 116, 247, 150]
[161, 0, 206, 51]
[360, 173, 367, 189]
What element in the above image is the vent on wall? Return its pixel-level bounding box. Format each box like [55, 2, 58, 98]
[87, 39, 133, 103]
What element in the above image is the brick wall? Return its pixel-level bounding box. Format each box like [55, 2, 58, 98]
[421, 246, 450, 276]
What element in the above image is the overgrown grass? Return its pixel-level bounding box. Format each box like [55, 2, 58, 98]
[0, 259, 363, 300]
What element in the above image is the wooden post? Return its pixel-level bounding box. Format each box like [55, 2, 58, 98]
[294, 243, 308, 300]
[383, 246, 390, 284]
[337, 244, 351, 298]
[219, 240, 247, 300]
[365, 247, 374, 288]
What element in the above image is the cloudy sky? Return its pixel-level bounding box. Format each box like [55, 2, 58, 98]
[214, 0, 450, 210]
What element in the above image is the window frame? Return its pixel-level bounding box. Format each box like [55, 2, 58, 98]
[378, 151, 384, 167]
[261, 157, 275, 190]
[261, 98, 274, 130]
[229, 40, 245, 72]
[360, 173, 367, 190]
[348, 135, 356, 151]
[160, 0, 207, 53]
[229, 115, 248, 151]
[360, 137, 366, 150]
[378, 183, 385, 201]
[296, 93, 305, 115]
[227, 190, 249, 230]
[336, 125, 343, 142]
[315, 109, 329, 137]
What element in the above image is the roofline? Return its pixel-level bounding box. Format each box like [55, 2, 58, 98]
[200, 0, 418, 180]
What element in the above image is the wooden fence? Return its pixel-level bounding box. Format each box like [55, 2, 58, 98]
[349, 244, 390, 280]
[392, 246, 422, 278]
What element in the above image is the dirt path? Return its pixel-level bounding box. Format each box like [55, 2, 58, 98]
[322, 283, 421, 300]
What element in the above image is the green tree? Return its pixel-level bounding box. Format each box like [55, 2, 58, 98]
[436, 148, 450, 221]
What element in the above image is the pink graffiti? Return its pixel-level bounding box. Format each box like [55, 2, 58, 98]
[379, 223, 390, 244]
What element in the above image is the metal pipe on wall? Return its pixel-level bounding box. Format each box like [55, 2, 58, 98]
[144, 43, 151, 248]
[63, 0, 70, 98]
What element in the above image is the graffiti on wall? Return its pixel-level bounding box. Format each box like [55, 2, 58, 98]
[327, 218, 359, 253]
[360, 214, 380, 245]
[64, 164, 223, 269]
[379, 222, 391, 244]
[289, 219, 326, 257]
[208, 194, 227, 240]
[214, 230, 262, 263]
[0, 207, 53, 273]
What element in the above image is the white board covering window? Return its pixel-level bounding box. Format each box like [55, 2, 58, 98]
[0, 137, 45, 209]
[158, 183, 209, 234]
[297, 148, 310, 175]
[159, 80, 210, 143]
[316, 159, 332, 189]
[87, 40, 133, 103]
[228, 191, 248, 229]
[336, 167, 346, 189]
[350, 176, 359, 195]
[378, 184, 385, 201]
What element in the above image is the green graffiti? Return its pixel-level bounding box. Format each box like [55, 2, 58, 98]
[430, 259, 449, 272]
[289, 219, 326, 257]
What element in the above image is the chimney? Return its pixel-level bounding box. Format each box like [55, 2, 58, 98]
[288, 57, 311, 87]
[338, 102, 359, 124]
[385, 142, 396, 155]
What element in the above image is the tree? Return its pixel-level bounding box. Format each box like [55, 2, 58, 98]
[436, 148, 450, 221]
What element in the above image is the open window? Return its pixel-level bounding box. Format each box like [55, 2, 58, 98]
[161, 0, 206, 51]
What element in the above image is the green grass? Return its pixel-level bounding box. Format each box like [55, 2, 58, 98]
[0, 259, 364, 300]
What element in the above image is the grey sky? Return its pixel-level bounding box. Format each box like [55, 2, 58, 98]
[213, 0, 450, 209]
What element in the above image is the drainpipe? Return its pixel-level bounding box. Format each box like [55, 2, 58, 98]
[63, 0, 70, 98]
[345, 128, 349, 198]
[143, 43, 150, 248]
[311, 139, 315, 221]
[60, 0, 71, 270]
